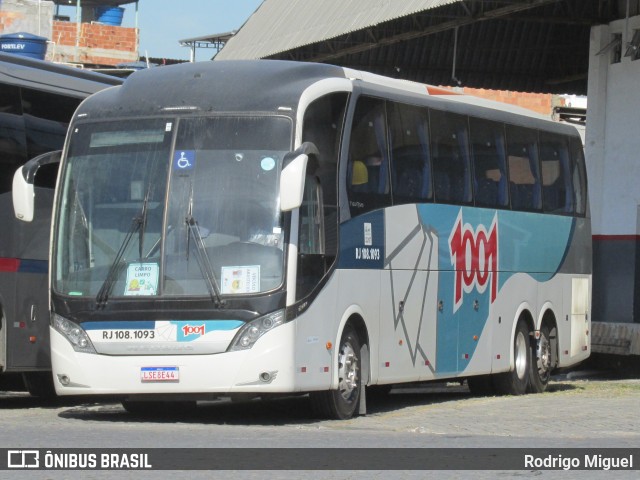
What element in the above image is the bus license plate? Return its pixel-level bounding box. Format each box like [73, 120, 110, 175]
[140, 366, 179, 383]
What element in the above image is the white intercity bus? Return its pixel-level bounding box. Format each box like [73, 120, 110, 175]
[14, 60, 591, 418]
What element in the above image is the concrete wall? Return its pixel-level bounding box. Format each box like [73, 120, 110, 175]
[587, 16, 640, 326]
[0, 0, 54, 39]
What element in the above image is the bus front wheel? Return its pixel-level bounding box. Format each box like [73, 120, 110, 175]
[493, 319, 531, 395]
[310, 325, 361, 420]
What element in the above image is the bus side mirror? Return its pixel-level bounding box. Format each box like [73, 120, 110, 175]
[13, 150, 62, 222]
[279, 153, 308, 212]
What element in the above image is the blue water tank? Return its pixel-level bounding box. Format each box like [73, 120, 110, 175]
[0, 32, 48, 60]
[95, 6, 125, 26]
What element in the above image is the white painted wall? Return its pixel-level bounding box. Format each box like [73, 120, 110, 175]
[587, 16, 640, 235]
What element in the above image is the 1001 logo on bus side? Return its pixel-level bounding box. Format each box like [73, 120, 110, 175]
[448, 211, 499, 312]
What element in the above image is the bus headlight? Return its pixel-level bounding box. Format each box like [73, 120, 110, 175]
[52, 314, 97, 354]
[228, 310, 285, 351]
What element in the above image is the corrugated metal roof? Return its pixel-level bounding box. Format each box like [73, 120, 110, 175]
[216, 0, 460, 60]
[214, 0, 620, 94]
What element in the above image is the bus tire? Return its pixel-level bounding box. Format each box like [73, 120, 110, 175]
[310, 325, 361, 420]
[22, 372, 56, 398]
[493, 319, 530, 395]
[528, 324, 552, 393]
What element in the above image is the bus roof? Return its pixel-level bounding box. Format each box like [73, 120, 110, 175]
[74, 60, 580, 137]
[76, 60, 348, 119]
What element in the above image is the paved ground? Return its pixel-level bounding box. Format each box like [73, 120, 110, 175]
[1, 368, 639, 478]
[358, 372, 640, 444]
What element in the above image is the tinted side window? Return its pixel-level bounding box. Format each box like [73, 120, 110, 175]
[347, 96, 391, 216]
[301, 92, 346, 257]
[506, 126, 541, 211]
[0, 83, 27, 194]
[388, 102, 432, 204]
[570, 137, 587, 216]
[470, 118, 508, 209]
[430, 110, 472, 204]
[22, 88, 79, 159]
[539, 132, 574, 214]
[299, 175, 324, 257]
[297, 92, 348, 300]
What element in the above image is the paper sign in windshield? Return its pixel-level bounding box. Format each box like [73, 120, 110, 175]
[221, 266, 260, 294]
[124, 263, 159, 296]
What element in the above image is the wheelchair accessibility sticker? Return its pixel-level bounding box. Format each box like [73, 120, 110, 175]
[173, 150, 195, 170]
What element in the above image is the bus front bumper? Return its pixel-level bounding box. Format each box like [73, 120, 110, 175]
[50, 321, 297, 396]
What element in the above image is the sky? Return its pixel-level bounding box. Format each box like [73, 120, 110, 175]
[58, 0, 264, 61]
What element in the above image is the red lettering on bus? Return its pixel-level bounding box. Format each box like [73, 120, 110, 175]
[182, 324, 205, 337]
[448, 211, 499, 312]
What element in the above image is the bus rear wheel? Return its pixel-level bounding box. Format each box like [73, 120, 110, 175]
[310, 325, 361, 420]
[493, 319, 531, 395]
[528, 324, 553, 393]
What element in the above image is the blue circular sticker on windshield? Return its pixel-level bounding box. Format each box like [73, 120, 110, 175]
[261, 157, 276, 171]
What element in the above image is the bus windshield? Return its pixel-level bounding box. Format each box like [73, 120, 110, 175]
[54, 115, 292, 299]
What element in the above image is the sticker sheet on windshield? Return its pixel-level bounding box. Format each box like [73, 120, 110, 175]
[173, 150, 195, 171]
[221, 266, 260, 294]
[124, 263, 159, 296]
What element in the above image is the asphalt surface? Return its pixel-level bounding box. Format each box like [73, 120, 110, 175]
[0, 367, 638, 479]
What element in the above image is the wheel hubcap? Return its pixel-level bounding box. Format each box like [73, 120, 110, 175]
[515, 332, 527, 380]
[337, 341, 359, 401]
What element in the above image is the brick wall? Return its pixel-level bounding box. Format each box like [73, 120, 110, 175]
[51, 20, 138, 66]
[459, 87, 563, 116]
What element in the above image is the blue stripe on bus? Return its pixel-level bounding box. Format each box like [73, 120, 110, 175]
[82, 320, 244, 331]
[415, 204, 575, 374]
[18, 259, 48, 274]
[337, 210, 385, 269]
[339, 205, 576, 376]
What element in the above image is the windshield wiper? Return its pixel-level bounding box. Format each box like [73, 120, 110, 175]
[183, 186, 224, 307]
[95, 193, 150, 309]
[138, 187, 151, 258]
[186, 213, 225, 308]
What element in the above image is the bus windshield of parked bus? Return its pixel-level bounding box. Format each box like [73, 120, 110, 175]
[54, 116, 292, 300]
